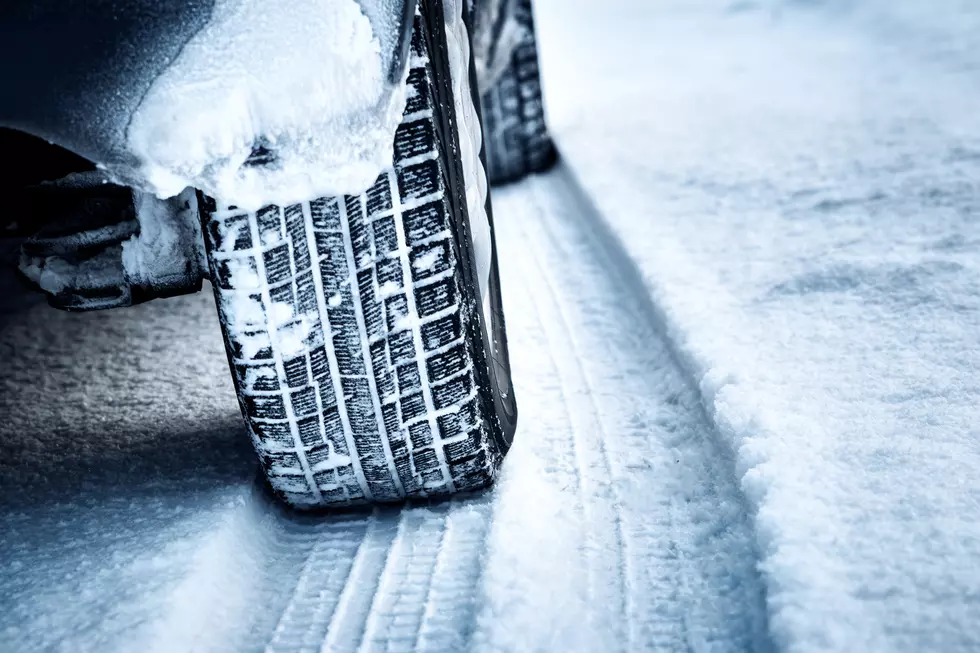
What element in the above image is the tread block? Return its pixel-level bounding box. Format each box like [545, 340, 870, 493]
[342, 377, 379, 435]
[371, 341, 396, 398]
[358, 269, 385, 339]
[286, 204, 311, 272]
[314, 468, 338, 487]
[275, 477, 314, 493]
[309, 346, 329, 380]
[400, 391, 426, 423]
[410, 240, 452, 282]
[444, 431, 483, 463]
[207, 214, 251, 252]
[333, 330, 367, 376]
[415, 277, 456, 317]
[306, 443, 339, 468]
[366, 176, 393, 217]
[396, 362, 422, 395]
[382, 402, 401, 437]
[310, 198, 341, 230]
[426, 343, 467, 382]
[250, 418, 293, 448]
[317, 377, 337, 410]
[228, 326, 274, 361]
[322, 405, 348, 455]
[404, 68, 430, 115]
[245, 394, 287, 420]
[263, 244, 293, 285]
[420, 312, 462, 351]
[397, 158, 441, 201]
[297, 415, 324, 448]
[449, 450, 488, 479]
[289, 386, 318, 417]
[283, 356, 309, 388]
[281, 491, 318, 506]
[371, 217, 399, 256]
[314, 231, 346, 264]
[385, 295, 410, 331]
[240, 363, 279, 392]
[344, 195, 363, 225]
[320, 487, 347, 502]
[344, 483, 365, 501]
[377, 257, 403, 290]
[268, 281, 296, 308]
[409, 14, 426, 58]
[295, 270, 318, 314]
[421, 469, 444, 484]
[261, 450, 303, 474]
[436, 398, 475, 441]
[394, 119, 436, 161]
[409, 422, 433, 449]
[213, 257, 258, 291]
[412, 447, 439, 472]
[389, 325, 417, 364]
[404, 201, 447, 242]
[256, 205, 284, 246]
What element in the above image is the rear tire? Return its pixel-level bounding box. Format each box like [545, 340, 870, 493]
[200, 0, 516, 509]
[479, 0, 557, 185]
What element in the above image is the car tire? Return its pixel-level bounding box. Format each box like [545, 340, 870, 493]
[479, 0, 557, 185]
[199, 0, 517, 509]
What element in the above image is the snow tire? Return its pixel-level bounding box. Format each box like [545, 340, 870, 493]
[480, 0, 556, 185]
[200, 1, 517, 509]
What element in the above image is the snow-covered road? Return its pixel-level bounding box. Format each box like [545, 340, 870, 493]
[534, 0, 980, 651]
[4, 0, 980, 650]
[0, 169, 769, 652]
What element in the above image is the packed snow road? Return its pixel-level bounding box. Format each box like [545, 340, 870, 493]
[0, 166, 770, 652]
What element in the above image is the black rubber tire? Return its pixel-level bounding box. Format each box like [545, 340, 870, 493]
[480, 0, 557, 185]
[200, 1, 516, 509]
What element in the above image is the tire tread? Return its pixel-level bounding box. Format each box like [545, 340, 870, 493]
[202, 11, 501, 509]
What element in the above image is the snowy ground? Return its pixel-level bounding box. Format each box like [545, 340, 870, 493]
[535, 0, 980, 651]
[2, 0, 980, 651]
[0, 173, 769, 652]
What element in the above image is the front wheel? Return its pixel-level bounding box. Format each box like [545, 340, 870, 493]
[200, 0, 516, 509]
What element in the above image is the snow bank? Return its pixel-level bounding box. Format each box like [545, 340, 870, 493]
[535, 0, 980, 651]
[123, 0, 407, 210]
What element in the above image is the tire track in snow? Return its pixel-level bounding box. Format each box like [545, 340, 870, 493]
[265, 520, 368, 653]
[476, 166, 773, 652]
[321, 510, 404, 652]
[355, 507, 447, 651]
[513, 205, 631, 649]
[414, 501, 493, 652]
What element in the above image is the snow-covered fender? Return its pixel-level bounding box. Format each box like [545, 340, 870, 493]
[0, 0, 417, 172]
[6, 0, 417, 311]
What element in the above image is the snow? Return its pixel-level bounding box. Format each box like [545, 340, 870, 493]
[123, 188, 205, 289]
[411, 248, 442, 274]
[0, 171, 767, 651]
[18, 252, 76, 295]
[3, 0, 980, 650]
[123, 0, 407, 210]
[534, 0, 980, 650]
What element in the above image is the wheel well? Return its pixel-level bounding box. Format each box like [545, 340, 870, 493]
[0, 127, 95, 236]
